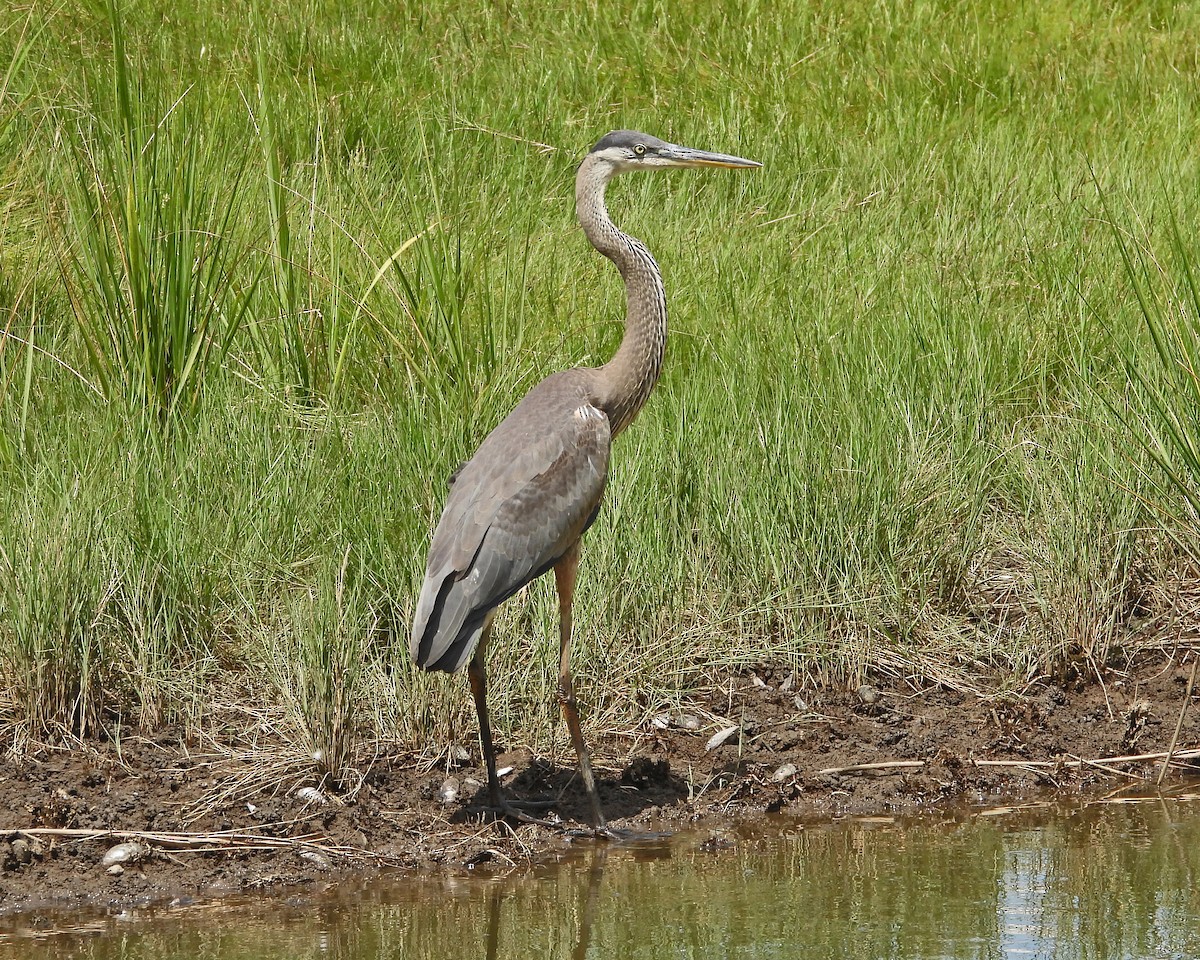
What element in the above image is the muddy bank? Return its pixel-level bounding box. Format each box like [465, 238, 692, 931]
[2, 653, 1198, 917]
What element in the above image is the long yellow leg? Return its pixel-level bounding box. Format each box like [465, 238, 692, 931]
[554, 540, 607, 830]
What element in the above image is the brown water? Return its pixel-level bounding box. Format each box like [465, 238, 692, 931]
[3, 795, 1199, 959]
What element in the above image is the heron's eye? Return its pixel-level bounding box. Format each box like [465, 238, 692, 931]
[633, 143, 646, 156]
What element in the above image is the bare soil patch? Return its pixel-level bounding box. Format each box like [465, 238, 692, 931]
[2, 652, 1198, 917]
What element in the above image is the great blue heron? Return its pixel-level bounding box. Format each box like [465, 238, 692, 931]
[410, 130, 760, 831]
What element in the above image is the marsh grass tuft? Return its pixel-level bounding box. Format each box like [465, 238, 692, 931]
[1, 501, 110, 738]
[275, 549, 370, 789]
[61, 2, 258, 424]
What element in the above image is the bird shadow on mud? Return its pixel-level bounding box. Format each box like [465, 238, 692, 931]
[447, 755, 691, 828]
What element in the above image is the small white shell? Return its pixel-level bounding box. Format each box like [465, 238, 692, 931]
[294, 786, 327, 805]
[100, 842, 150, 869]
[705, 726, 740, 752]
[437, 778, 460, 804]
[297, 847, 332, 869]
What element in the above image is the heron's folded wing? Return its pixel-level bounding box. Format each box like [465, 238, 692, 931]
[410, 396, 611, 671]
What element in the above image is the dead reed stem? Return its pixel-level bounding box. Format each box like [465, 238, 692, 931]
[3, 824, 405, 865]
[1157, 658, 1198, 787]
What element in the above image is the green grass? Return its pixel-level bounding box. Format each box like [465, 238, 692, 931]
[1, 0, 1198, 778]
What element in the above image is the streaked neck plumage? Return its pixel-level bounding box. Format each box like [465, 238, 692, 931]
[575, 155, 667, 437]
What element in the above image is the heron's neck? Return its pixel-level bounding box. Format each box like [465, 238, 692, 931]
[576, 157, 666, 437]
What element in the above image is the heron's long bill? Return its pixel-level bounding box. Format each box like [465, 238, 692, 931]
[662, 144, 762, 169]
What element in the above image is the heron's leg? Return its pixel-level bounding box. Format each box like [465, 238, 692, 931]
[554, 540, 608, 830]
[467, 626, 504, 808]
[468, 624, 555, 825]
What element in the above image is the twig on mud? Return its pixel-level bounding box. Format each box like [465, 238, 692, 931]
[1157, 658, 1198, 787]
[1072, 755, 1146, 781]
[815, 760, 926, 776]
[979, 763, 1053, 781]
[492, 816, 533, 857]
[1091, 659, 1116, 722]
[2, 825, 405, 866]
[975, 747, 1200, 773]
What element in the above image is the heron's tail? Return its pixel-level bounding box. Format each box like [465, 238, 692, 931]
[410, 572, 488, 674]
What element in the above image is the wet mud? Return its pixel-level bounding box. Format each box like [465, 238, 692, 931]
[2, 653, 1198, 916]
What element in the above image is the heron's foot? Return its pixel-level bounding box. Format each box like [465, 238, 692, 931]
[565, 823, 616, 841]
[502, 796, 557, 811]
[604, 826, 673, 844]
[564, 825, 610, 841]
[484, 795, 560, 828]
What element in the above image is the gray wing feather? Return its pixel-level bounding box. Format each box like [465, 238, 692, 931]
[411, 378, 610, 673]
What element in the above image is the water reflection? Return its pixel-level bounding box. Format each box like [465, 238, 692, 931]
[480, 844, 606, 960]
[3, 795, 1199, 959]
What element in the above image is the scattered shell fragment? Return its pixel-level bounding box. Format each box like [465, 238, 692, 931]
[653, 711, 702, 731]
[751, 674, 770, 690]
[705, 726, 740, 752]
[772, 763, 798, 782]
[297, 847, 332, 869]
[779, 673, 796, 692]
[438, 777, 461, 804]
[10, 839, 31, 865]
[294, 786, 327, 806]
[107, 865, 125, 877]
[793, 695, 809, 712]
[496, 766, 514, 778]
[857, 684, 880, 705]
[101, 842, 150, 869]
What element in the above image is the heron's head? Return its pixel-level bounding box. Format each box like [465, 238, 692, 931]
[586, 130, 761, 175]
